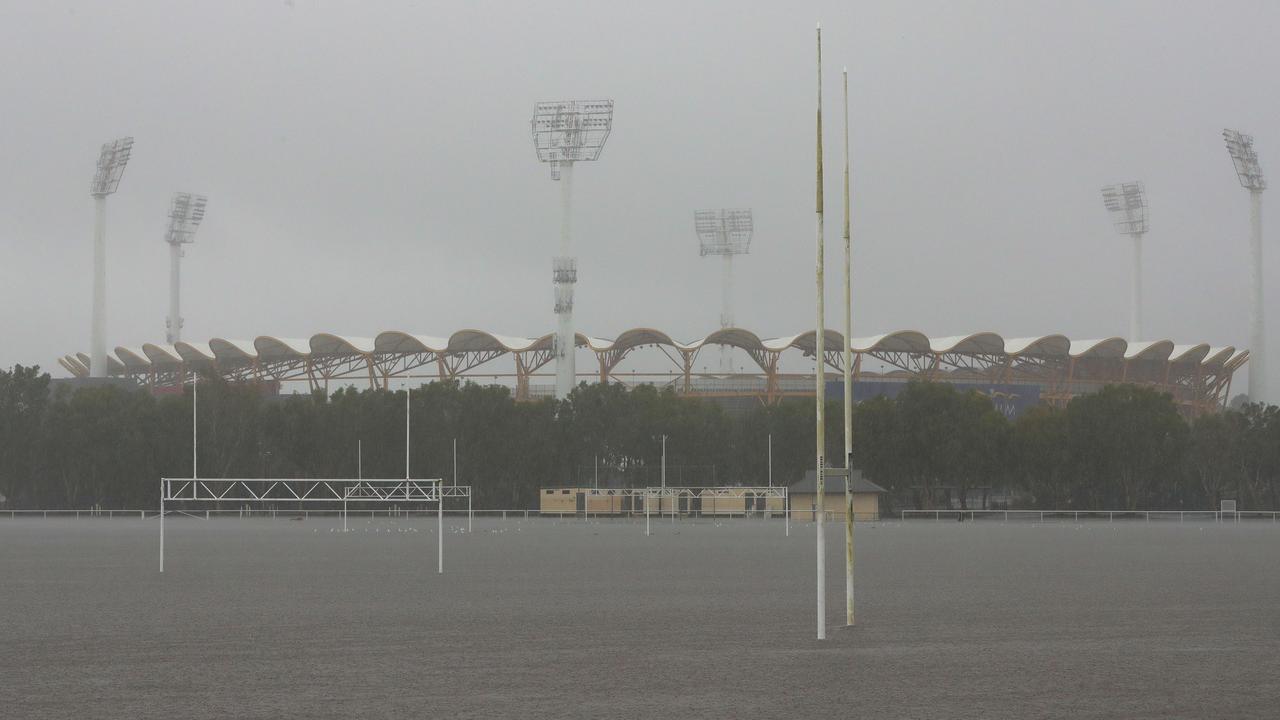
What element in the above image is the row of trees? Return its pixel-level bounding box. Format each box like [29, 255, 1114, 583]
[1, 364, 1277, 511]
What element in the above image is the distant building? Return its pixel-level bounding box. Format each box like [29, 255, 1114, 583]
[790, 470, 886, 521]
[539, 486, 786, 517]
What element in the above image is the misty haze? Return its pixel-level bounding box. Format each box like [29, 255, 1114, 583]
[1, 2, 1278, 718]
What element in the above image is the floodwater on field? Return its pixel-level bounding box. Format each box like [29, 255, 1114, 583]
[1, 515, 1278, 719]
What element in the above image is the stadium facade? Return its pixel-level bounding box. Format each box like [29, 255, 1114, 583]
[61, 328, 1248, 418]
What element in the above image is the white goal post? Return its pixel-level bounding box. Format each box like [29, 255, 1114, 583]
[159, 478, 470, 575]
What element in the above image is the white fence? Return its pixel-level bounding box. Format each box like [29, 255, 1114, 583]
[9, 508, 1277, 523]
[2, 508, 862, 521]
[901, 509, 1280, 523]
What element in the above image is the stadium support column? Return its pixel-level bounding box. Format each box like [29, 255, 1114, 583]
[1100, 182, 1148, 345]
[87, 137, 133, 378]
[813, 22, 827, 642]
[554, 162, 577, 400]
[694, 208, 754, 374]
[721, 253, 733, 373]
[91, 194, 108, 377]
[1130, 232, 1143, 343]
[1222, 129, 1266, 400]
[1249, 190, 1266, 400]
[168, 241, 182, 343]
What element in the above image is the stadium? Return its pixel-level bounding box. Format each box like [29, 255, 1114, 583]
[60, 327, 1247, 418]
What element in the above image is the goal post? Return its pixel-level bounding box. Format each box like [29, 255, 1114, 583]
[158, 478, 465, 574]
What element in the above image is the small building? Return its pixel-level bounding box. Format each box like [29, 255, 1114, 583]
[540, 488, 654, 515]
[789, 470, 886, 521]
[539, 486, 787, 517]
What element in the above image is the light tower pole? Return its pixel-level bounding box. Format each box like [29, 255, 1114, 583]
[531, 100, 614, 400]
[1224, 129, 1268, 401]
[164, 193, 208, 344]
[88, 137, 134, 377]
[695, 209, 754, 373]
[1101, 182, 1149, 343]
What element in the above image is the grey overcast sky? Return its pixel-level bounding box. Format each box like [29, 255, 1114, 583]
[0, 1, 1276, 398]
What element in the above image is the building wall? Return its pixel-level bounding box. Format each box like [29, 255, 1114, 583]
[790, 491, 880, 521]
[540, 488, 788, 516]
[539, 487, 584, 514]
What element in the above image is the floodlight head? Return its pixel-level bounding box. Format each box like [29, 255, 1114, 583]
[531, 100, 614, 176]
[1224, 129, 1266, 191]
[1100, 182, 1148, 236]
[165, 192, 208, 245]
[695, 209, 754, 256]
[90, 137, 134, 196]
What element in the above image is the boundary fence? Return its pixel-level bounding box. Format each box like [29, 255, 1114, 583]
[5, 509, 1278, 523]
[901, 509, 1280, 523]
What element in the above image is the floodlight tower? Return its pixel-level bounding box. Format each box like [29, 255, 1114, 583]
[88, 137, 134, 377]
[531, 100, 614, 400]
[1101, 182, 1149, 343]
[1224, 129, 1268, 401]
[164, 192, 208, 344]
[694, 209, 754, 372]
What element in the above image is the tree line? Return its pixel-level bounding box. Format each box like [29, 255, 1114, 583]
[1, 364, 1277, 512]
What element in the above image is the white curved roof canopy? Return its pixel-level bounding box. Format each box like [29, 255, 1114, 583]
[1004, 335, 1071, 357]
[930, 333, 1004, 355]
[311, 334, 375, 355]
[254, 336, 312, 360]
[1069, 338, 1128, 358]
[69, 329, 1245, 374]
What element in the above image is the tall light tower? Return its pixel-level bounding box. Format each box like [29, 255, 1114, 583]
[1101, 182, 1149, 343]
[694, 208, 753, 372]
[1224, 129, 1267, 401]
[88, 137, 134, 377]
[164, 192, 208, 344]
[531, 100, 614, 400]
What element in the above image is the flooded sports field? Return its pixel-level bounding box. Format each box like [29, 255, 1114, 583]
[2, 516, 1278, 719]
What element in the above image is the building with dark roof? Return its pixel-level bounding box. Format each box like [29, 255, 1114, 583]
[791, 470, 887, 521]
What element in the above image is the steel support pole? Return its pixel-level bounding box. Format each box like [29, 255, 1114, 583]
[192, 374, 198, 496]
[721, 253, 734, 373]
[438, 487, 443, 574]
[405, 388, 410, 480]
[90, 195, 108, 377]
[814, 23, 827, 642]
[159, 479, 164, 573]
[554, 163, 576, 400]
[1130, 233, 1143, 343]
[1249, 190, 1266, 401]
[167, 241, 182, 344]
[841, 67, 855, 628]
[646, 493, 651, 537]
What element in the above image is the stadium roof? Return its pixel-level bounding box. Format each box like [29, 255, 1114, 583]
[62, 329, 1245, 375]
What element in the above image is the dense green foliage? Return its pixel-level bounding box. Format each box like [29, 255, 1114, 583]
[1, 365, 1277, 511]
